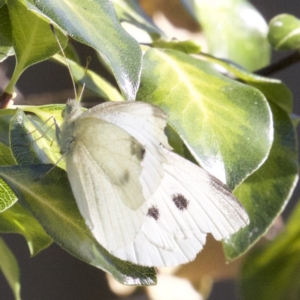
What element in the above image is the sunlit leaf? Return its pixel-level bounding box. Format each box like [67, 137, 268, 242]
[31, 0, 142, 100]
[181, 0, 270, 70]
[152, 39, 201, 54]
[196, 53, 293, 113]
[113, 0, 163, 43]
[224, 102, 299, 259]
[137, 48, 273, 190]
[4, 0, 67, 94]
[53, 54, 124, 101]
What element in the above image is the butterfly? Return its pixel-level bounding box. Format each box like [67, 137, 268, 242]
[58, 99, 249, 267]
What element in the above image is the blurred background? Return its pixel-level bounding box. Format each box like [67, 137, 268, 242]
[0, 0, 300, 299]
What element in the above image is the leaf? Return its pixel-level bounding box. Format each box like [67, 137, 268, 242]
[0, 4, 13, 62]
[0, 237, 21, 300]
[0, 180, 16, 212]
[0, 165, 156, 285]
[197, 53, 293, 113]
[0, 109, 18, 212]
[9, 109, 60, 166]
[0, 108, 16, 146]
[268, 14, 300, 50]
[53, 54, 124, 101]
[241, 201, 300, 300]
[224, 102, 299, 259]
[0, 203, 52, 256]
[4, 0, 68, 94]
[137, 48, 273, 190]
[31, 0, 142, 100]
[181, 0, 271, 70]
[113, 0, 163, 43]
[152, 39, 201, 54]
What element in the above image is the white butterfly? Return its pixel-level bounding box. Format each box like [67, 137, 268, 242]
[58, 99, 249, 267]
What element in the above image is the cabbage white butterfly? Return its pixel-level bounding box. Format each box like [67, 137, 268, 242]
[58, 98, 249, 267]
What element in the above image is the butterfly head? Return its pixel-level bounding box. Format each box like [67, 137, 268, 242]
[62, 99, 82, 121]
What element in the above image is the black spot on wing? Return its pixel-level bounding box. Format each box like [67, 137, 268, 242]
[130, 138, 145, 161]
[172, 194, 189, 210]
[147, 206, 160, 221]
[141, 148, 146, 160]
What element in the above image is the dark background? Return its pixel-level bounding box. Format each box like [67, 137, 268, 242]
[1, 1, 300, 299]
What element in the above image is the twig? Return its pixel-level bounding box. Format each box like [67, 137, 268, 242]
[255, 50, 300, 76]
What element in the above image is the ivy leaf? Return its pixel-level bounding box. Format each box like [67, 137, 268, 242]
[224, 102, 299, 259]
[137, 48, 273, 190]
[0, 203, 52, 256]
[180, 0, 270, 70]
[112, 0, 163, 43]
[0, 143, 17, 212]
[197, 53, 293, 114]
[268, 14, 300, 50]
[31, 0, 142, 100]
[0, 165, 156, 286]
[0, 4, 13, 62]
[152, 39, 201, 54]
[4, 0, 68, 94]
[240, 201, 300, 300]
[53, 54, 124, 101]
[0, 237, 21, 300]
[0, 109, 18, 212]
[9, 109, 60, 166]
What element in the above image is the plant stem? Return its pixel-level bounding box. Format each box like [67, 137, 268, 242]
[255, 51, 300, 76]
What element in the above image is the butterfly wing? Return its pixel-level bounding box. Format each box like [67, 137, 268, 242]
[80, 101, 171, 199]
[66, 117, 148, 251]
[112, 148, 249, 267]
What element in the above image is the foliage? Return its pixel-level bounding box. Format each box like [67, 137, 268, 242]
[0, 0, 299, 299]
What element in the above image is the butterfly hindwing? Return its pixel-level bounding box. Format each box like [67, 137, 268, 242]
[111, 148, 249, 267]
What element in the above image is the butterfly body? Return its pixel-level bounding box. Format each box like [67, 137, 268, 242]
[58, 99, 249, 267]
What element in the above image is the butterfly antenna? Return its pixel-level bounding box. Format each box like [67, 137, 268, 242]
[50, 23, 78, 100]
[77, 56, 91, 101]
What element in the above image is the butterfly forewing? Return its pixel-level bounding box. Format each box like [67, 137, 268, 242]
[64, 113, 149, 250]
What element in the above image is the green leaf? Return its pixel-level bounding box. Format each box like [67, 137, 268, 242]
[0, 4, 13, 62]
[0, 237, 21, 300]
[241, 201, 300, 300]
[53, 54, 124, 101]
[0, 108, 16, 146]
[0, 180, 17, 212]
[268, 14, 300, 50]
[137, 48, 273, 190]
[182, 0, 270, 70]
[32, 0, 142, 100]
[152, 39, 201, 54]
[0, 165, 156, 285]
[113, 0, 163, 43]
[197, 53, 293, 113]
[9, 109, 60, 166]
[0, 110, 18, 212]
[224, 102, 299, 259]
[0, 203, 52, 256]
[4, 0, 68, 94]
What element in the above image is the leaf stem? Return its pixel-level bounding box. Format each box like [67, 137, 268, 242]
[255, 51, 300, 76]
